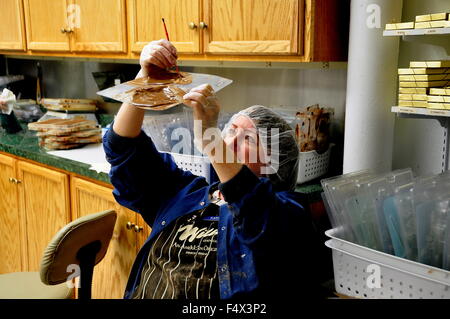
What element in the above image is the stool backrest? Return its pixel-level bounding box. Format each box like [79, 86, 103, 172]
[39, 210, 117, 285]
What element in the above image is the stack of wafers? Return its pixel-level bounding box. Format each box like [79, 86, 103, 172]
[398, 60, 450, 110]
[415, 12, 450, 29]
[28, 118, 102, 150]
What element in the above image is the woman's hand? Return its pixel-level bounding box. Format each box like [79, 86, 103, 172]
[183, 84, 223, 154]
[138, 39, 178, 77]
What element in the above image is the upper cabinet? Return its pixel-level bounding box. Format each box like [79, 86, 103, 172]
[23, 0, 71, 51]
[0, 0, 27, 51]
[71, 0, 127, 52]
[2, 0, 349, 62]
[23, 0, 126, 53]
[204, 0, 300, 55]
[128, 0, 201, 54]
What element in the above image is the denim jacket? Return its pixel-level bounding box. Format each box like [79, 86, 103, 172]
[103, 128, 320, 299]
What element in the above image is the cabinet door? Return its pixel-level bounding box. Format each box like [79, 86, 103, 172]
[0, 0, 27, 51]
[71, 177, 137, 299]
[128, 0, 201, 54]
[204, 0, 300, 55]
[71, 0, 127, 52]
[23, 0, 71, 51]
[0, 154, 22, 273]
[17, 161, 70, 271]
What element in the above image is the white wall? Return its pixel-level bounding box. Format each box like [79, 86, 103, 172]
[8, 58, 348, 138]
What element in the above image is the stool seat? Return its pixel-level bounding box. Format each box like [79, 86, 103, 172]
[0, 272, 73, 299]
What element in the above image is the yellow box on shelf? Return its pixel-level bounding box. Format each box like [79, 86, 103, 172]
[429, 87, 450, 96]
[427, 95, 450, 103]
[399, 74, 450, 81]
[427, 102, 450, 110]
[410, 61, 450, 68]
[398, 100, 428, 108]
[385, 22, 414, 30]
[416, 12, 449, 22]
[415, 21, 450, 28]
[398, 94, 428, 101]
[399, 80, 450, 88]
[398, 68, 450, 75]
[399, 87, 428, 94]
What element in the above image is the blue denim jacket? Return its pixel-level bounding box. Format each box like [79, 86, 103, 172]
[103, 128, 320, 299]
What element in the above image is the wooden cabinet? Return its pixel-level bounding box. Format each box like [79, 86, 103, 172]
[128, 0, 201, 54]
[0, 153, 152, 298]
[0, 0, 27, 51]
[204, 0, 300, 55]
[23, 0, 126, 53]
[71, 0, 127, 52]
[23, 0, 71, 51]
[0, 154, 22, 274]
[71, 177, 150, 299]
[17, 161, 71, 271]
[2, 0, 349, 62]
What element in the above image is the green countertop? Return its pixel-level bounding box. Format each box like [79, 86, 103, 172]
[0, 115, 113, 184]
[0, 114, 323, 196]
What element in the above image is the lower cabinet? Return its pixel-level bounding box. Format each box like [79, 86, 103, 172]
[0, 153, 22, 274]
[71, 177, 151, 299]
[0, 152, 151, 298]
[17, 161, 71, 272]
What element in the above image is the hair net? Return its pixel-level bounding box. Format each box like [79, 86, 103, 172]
[222, 105, 299, 191]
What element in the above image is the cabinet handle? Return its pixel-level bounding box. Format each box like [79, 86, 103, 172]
[134, 225, 144, 233]
[126, 221, 135, 230]
[8, 178, 21, 184]
[199, 22, 208, 29]
[188, 22, 197, 29]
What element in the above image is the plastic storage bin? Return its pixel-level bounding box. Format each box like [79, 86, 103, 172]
[297, 144, 333, 184]
[325, 228, 450, 299]
[164, 152, 211, 183]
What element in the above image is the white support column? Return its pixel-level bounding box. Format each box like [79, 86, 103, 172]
[343, 0, 403, 174]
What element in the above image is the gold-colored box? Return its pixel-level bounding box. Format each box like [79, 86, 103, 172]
[410, 61, 450, 68]
[399, 87, 428, 94]
[429, 87, 450, 96]
[399, 100, 428, 108]
[398, 68, 450, 75]
[385, 23, 397, 30]
[427, 95, 450, 103]
[430, 20, 450, 28]
[399, 80, 450, 88]
[398, 94, 428, 101]
[415, 14, 432, 22]
[399, 74, 450, 81]
[427, 102, 450, 110]
[431, 12, 449, 21]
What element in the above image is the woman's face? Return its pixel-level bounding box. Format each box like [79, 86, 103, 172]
[223, 115, 267, 176]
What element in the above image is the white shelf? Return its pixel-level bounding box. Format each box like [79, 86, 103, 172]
[392, 106, 450, 118]
[383, 27, 450, 36]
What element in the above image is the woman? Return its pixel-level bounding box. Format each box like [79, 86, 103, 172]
[103, 39, 322, 299]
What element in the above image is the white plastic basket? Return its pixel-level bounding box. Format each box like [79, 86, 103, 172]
[164, 152, 211, 183]
[325, 228, 450, 299]
[297, 144, 333, 184]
